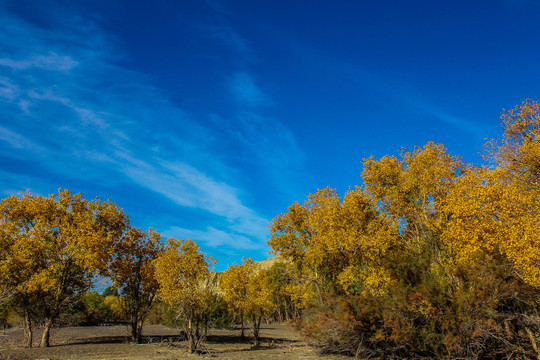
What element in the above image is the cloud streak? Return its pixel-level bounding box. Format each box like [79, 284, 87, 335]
[230, 72, 272, 108]
[412, 102, 486, 139]
[0, 52, 78, 71]
[288, 39, 488, 139]
[0, 2, 282, 254]
[201, 18, 305, 197]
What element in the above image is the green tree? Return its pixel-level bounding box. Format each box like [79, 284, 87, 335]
[266, 261, 299, 322]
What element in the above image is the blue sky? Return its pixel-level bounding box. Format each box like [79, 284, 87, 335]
[1, 0, 539, 270]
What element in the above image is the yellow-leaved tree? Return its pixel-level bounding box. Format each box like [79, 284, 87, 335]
[244, 267, 274, 346]
[361, 141, 465, 243]
[219, 258, 274, 347]
[268, 187, 396, 302]
[0, 190, 128, 347]
[442, 100, 540, 287]
[217, 259, 251, 339]
[439, 100, 540, 358]
[154, 238, 214, 353]
[108, 226, 163, 343]
[0, 192, 48, 347]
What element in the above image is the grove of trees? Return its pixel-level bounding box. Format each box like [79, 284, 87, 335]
[0, 190, 276, 352]
[0, 99, 539, 359]
[268, 99, 540, 359]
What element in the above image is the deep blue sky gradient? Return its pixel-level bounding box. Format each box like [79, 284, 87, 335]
[1, 0, 539, 269]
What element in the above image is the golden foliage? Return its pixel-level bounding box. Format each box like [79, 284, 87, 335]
[443, 101, 540, 287]
[268, 187, 397, 298]
[0, 189, 128, 296]
[155, 238, 214, 311]
[268, 108, 540, 357]
[362, 141, 465, 235]
[109, 226, 163, 342]
[0, 189, 128, 347]
[109, 226, 163, 302]
[154, 238, 214, 352]
[219, 258, 274, 317]
[219, 258, 274, 345]
[488, 99, 540, 189]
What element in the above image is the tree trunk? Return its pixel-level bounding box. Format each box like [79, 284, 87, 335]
[252, 313, 261, 347]
[187, 317, 195, 353]
[240, 311, 245, 340]
[40, 317, 53, 348]
[136, 322, 143, 344]
[130, 314, 141, 343]
[23, 309, 33, 348]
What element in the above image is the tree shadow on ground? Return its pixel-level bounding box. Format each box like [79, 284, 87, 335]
[51, 334, 186, 347]
[205, 334, 297, 345]
[50, 333, 297, 352]
[202, 334, 299, 355]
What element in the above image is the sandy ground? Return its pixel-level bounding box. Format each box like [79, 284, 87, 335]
[0, 323, 349, 360]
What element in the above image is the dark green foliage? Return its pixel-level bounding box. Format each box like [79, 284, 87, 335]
[63, 291, 124, 326]
[81, 291, 110, 325]
[204, 293, 235, 329]
[102, 286, 119, 297]
[0, 301, 14, 328]
[266, 262, 299, 322]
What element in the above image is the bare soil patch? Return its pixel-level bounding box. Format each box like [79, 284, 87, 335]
[0, 324, 348, 360]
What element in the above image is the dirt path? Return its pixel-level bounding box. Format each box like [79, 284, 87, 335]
[0, 324, 349, 359]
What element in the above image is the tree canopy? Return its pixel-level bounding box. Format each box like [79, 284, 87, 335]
[0, 189, 128, 347]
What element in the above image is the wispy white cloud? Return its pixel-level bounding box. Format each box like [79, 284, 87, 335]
[229, 72, 272, 108]
[201, 18, 305, 197]
[0, 77, 19, 101]
[0, 126, 38, 149]
[234, 111, 303, 168]
[210, 25, 252, 59]
[117, 157, 269, 244]
[0, 2, 273, 252]
[0, 52, 78, 71]
[211, 24, 303, 168]
[164, 225, 263, 250]
[412, 101, 485, 139]
[27, 89, 108, 129]
[202, 3, 253, 62]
